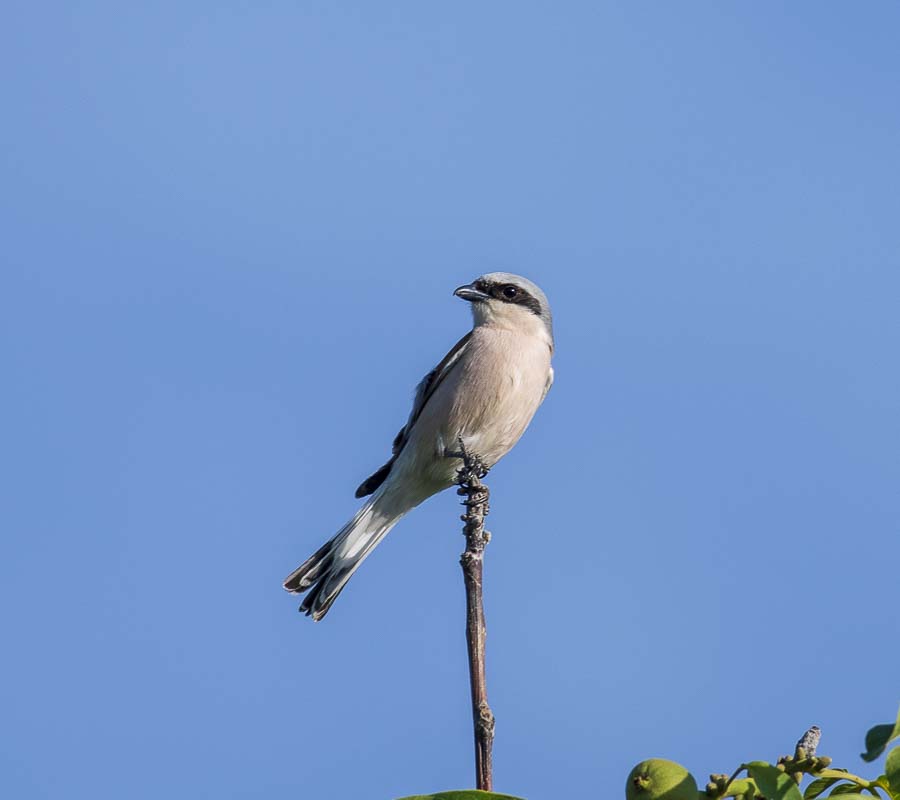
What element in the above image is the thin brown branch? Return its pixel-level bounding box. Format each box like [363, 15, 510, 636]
[456, 443, 494, 792]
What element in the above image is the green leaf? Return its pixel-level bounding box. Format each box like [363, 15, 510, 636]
[817, 796, 872, 800]
[861, 706, 900, 762]
[804, 777, 841, 800]
[746, 762, 803, 800]
[396, 792, 525, 800]
[828, 785, 864, 797]
[727, 778, 760, 799]
[886, 746, 900, 797]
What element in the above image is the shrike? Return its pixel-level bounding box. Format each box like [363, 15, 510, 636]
[284, 272, 554, 620]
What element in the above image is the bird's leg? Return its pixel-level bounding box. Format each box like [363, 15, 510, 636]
[444, 435, 490, 482]
[447, 436, 490, 520]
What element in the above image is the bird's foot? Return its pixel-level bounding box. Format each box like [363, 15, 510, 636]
[445, 436, 490, 482]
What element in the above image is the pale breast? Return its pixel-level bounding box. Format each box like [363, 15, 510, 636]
[381, 326, 552, 509]
[433, 327, 551, 465]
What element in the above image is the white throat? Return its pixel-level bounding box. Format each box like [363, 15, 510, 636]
[471, 300, 553, 350]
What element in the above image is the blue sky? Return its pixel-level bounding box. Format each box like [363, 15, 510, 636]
[2, 3, 899, 799]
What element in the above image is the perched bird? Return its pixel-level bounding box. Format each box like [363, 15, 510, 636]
[283, 273, 554, 620]
[795, 725, 821, 757]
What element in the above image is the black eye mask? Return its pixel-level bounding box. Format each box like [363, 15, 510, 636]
[476, 281, 543, 317]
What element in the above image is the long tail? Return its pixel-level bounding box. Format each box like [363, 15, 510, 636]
[283, 498, 400, 621]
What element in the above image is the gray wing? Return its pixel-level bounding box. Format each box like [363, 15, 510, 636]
[354, 331, 472, 498]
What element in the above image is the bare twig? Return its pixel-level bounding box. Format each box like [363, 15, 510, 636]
[455, 438, 495, 792]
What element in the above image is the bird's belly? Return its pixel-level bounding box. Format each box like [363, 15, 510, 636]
[389, 330, 551, 499]
[449, 380, 542, 464]
[435, 346, 548, 467]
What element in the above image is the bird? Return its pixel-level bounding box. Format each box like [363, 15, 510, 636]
[283, 272, 554, 620]
[795, 725, 821, 757]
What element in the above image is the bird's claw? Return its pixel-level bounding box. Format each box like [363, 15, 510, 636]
[463, 455, 490, 481]
[446, 436, 489, 482]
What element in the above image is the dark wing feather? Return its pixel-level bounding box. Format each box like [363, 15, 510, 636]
[354, 331, 472, 498]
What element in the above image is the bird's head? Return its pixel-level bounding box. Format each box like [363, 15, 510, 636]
[454, 272, 553, 347]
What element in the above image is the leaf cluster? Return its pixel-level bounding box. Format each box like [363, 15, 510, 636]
[704, 707, 900, 800]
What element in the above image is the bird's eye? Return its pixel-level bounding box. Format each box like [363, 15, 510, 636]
[502, 285, 519, 299]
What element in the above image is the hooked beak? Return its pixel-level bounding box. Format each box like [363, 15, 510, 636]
[453, 283, 490, 303]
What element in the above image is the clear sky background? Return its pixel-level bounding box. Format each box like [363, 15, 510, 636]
[2, 3, 899, 799]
